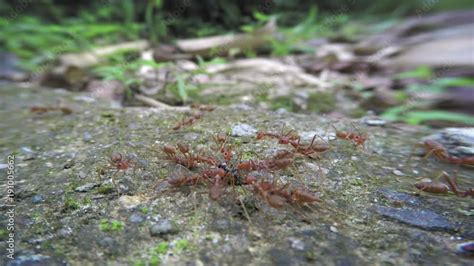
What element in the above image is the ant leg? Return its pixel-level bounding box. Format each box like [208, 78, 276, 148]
[405, 143, 424, 165]
[309, 134, 318, 148]
[280, 123, 287, 137]
[442, 170, 462, 195]
[110, 169, 121, 194]
[239, 197, 252, 222]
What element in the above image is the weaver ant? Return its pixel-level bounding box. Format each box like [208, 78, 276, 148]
[30, 106, 73, 115]
[190, 104, 215, 112]
[256, 125, 299, 145]
[415, 170, 473, 198]
[409, 139, 474, 167]
[212, 133, 234, 162]
[98, 152, 136, 193]
[162, 143, 217, 169]
[172, 112, 202, 130]
[331, 124, 368, 148]
[288, 134, 332, 158]
[250, 180, 319, 208]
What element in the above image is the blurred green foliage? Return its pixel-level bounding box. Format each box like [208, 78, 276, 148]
[383, 67, 474, 125]
[2, 0, 471, 70]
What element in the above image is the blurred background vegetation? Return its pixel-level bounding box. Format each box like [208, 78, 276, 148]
[1, 0, 473, 126]
[2, 0, 472, 70]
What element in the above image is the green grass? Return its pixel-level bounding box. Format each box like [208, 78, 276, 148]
[174, 239, 190, 252]
[64, 197, 80, 211]
[99, 219, 125, 232]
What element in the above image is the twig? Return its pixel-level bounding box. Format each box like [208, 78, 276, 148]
[134, 94, 190, 111]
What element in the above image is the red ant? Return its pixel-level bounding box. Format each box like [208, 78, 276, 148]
[190, 104, 215, 112]
[415, 170, 473, 198]
[163, 143, 217, 169]
[250, 180, 319, 208]
[237, 151, 294, 172]
[162, 144, 196, 169]
[409, 139, 474, 167]
[100, 152, 136, 193]
[30, 106, 73, 115]
[256, 125, 299, 145]
[289, 134, 331, 158]
[415, 140, 450, 162]
[167, 174, 204, 187]
[447, 156, 474, 167]
[331, 124, 368, 148]
[212, 133, 234, 162]
[172, 112, 202, 130]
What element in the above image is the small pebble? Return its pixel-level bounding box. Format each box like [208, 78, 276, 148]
[83, 132, 93, 142]
[392, 169, 404, 176]
[363, 118, 386, 126]
[20, 146, 34, 154]
[330, 226, 338, 233]
[289, 238, 305, 251]
[149, 219, 178, 236]
[6, 254, 56, 266]
[128, 213, 145, 224]
[231, 123, 257, 137]
[31, 194, 45, 204]
[75, 183, 100, 192]
[375, 206, 454, 231]
[74, 95, 96, 102]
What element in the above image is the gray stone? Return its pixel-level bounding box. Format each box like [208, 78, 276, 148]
[98, 237, 120, 255]
[6, 254, 64, 266]
[75, 183, 100, 192]
[289, 238, 305, 251]
[425, 127, 474, 158]
[149, 219, 178, 236]
[377, 188, 421, 207]
[211, 219, 230, 231]
[231, 123, 257, 137]
[82, 132, 93, 142]
[375, 206, 454, 231]
[128, 213, 145, 224]
[31, 194, 45, 204]
[363, 118, 386, 126]
[392, 169, 404, 176]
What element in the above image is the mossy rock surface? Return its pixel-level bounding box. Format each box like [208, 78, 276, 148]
[0, 84, 472, 265]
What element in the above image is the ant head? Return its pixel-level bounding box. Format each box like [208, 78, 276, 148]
[223, 150, 232, 161]
[279, 136, 290, 144]
[111, 152, 123, 163]
[192, 112, 202, 119]
[243, 175, 257, 185]
[116, 161, 129, 169]
[162, 145, 176, 154]
[355, 134, 368, 145]
[177, 143, 189, 153]
[215, 133, 227, 143]
[216, 168, 226, 177]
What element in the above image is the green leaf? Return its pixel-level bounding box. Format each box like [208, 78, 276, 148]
[176, 75, 188, 102]
[254, 11, 270, 22]
[434, 77, 474, 87]
[396, 66, 433, 80]
[403, 110, 474, 125]
[381, 105, 411, 121]
[240, 24, 255, 33]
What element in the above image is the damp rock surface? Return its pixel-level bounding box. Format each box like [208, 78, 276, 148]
[375, 206, 455, 231]
[0, 85, 472, 265]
